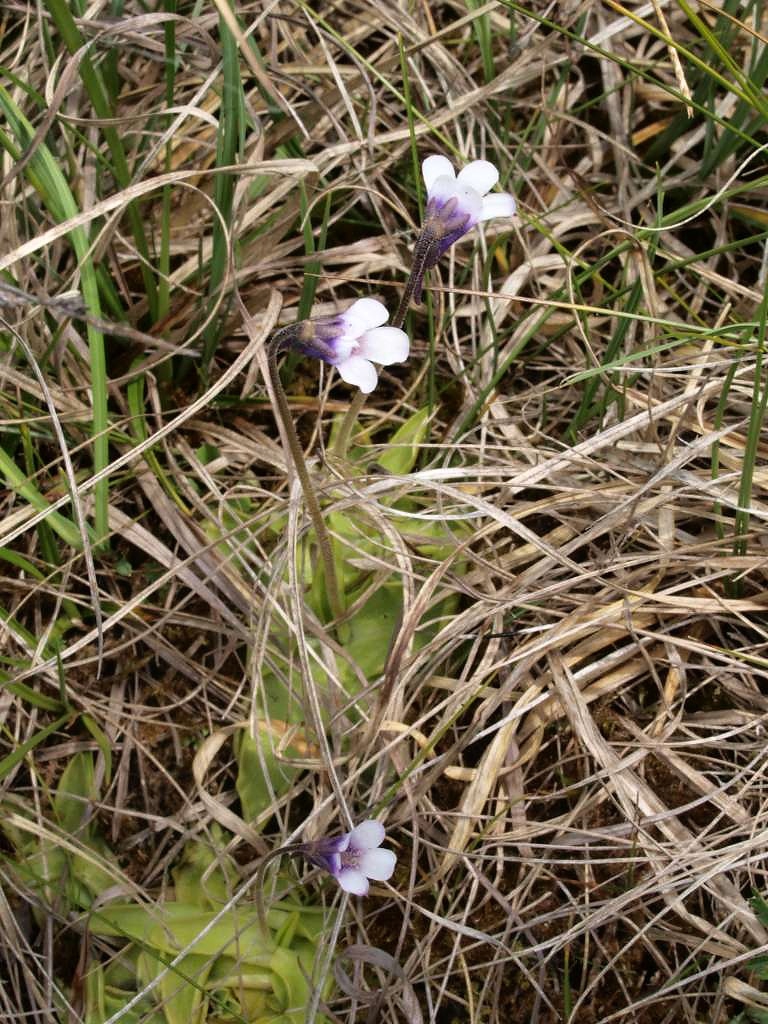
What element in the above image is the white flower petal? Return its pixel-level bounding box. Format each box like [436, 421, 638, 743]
[341, 297, 389, 334]
[359, 848, 396, 881]
[422, 154, 456, 193]
[427, 174, 460, 206]
[336, 355, 378, 393]
[456, 160, 499, 196]
[479, 192, 517, 222]
[329, 334, 357, 363]
[357, 327, 409, 365]
[337, 868, 369, 895]
[455, 185, 483, 225]
[348, 819, 385, 851]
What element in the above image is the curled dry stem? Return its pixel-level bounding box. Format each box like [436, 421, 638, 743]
[254, 843, 302, 936]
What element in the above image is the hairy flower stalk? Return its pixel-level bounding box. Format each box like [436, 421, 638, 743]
[333, 153, 516, 458]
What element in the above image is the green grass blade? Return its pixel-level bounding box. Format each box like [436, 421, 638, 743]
[44, 0, 158, 319]
[0, 88, 109, 545]
[711, 356, 741, 544]
[297, 184, 331, 322]
[0, 441, 85, 550]
[0, 712, 71, 781]
[201, 5, 245, 374]
[466, 0, 495, 83]
[733, 299, 768, 559]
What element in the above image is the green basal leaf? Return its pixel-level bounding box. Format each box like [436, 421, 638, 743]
[335, 582, 401, 686]
[88, 897, 329, 1024]
[376, 406, 430, 475]
[323, 509, 379, 597]
[52, 751, 117, 902]
[81, 714, 113, 788]
[89, 899, 324, 956]
[236, 700, 306, 827]
[195, 443, 221, 465]
[752, 892, 768, 928]
[395, 510, 471, 561]
[267, 945, 316, 1023]
[139, 949, 212, 1024]
[80, 957, 166, 1024]
[172, 827, 236, 909]
[54, 750, 95, 834]
[0, 711, 71, 781]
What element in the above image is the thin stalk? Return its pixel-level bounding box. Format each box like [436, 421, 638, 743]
[733, 301, 768, 562]
[254, 844, 301, 936]
[331, 235, 437, 459]
[392, 233, 434, 327]
[201, 9, 243, 374]
[267, 334, 344, 624]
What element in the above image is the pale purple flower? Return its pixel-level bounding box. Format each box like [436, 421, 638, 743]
[276, 298, 409, 393]
[411, 154, 516, 302]
[301, 820, 396, 896]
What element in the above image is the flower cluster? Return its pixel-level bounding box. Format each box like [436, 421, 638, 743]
[274, 152, 516, 394]
[300, 819, 396, 896]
